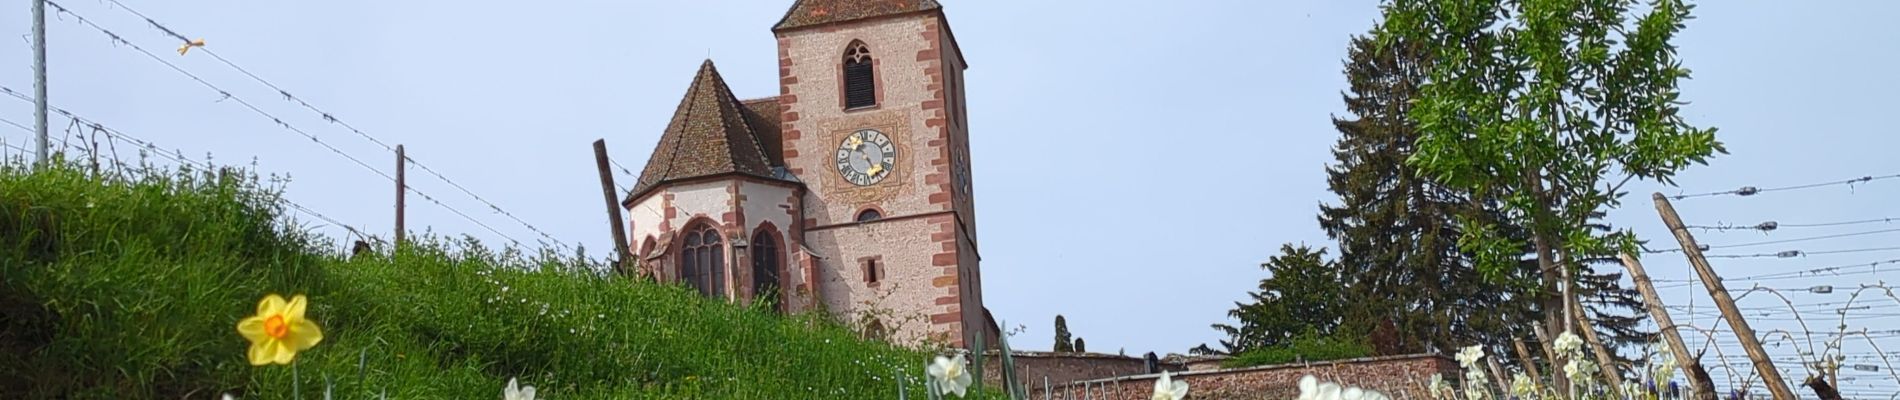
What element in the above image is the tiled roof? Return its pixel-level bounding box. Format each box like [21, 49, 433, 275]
[629, 60, 778, 197]
[773, 0, 942, 31]
[738, 97, 784, 166]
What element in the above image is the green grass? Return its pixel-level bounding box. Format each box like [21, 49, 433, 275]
[0, 159, 958, 399]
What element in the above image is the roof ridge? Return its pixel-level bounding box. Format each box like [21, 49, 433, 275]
[653, 61, 714, 188]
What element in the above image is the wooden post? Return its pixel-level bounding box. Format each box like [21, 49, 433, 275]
[1620, 253, 1717, 400]
[1653, 193, 1796, 400]
[593, 139, 633, 275]
[1569, 297, 1627, 390]
[1512, 337, 1545, 388]
[395, 145, 406, 249]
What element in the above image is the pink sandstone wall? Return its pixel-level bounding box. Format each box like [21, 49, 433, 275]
[1026, 354, 1457, 400]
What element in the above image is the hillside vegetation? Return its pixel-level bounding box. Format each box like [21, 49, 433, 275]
[0, 161, 938, 399]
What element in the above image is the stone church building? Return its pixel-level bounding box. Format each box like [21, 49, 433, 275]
[621, 0, 994, 347]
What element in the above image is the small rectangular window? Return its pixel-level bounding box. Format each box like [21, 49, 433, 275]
[863, 258, 881, 285]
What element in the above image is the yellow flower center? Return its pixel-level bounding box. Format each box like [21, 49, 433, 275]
[264, 315, 289, 339]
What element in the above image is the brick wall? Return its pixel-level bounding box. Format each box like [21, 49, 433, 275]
[979, 352, 1166, 389]
[1025, 354, 1456, 400]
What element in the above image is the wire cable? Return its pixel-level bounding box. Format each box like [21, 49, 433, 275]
[0, 85, 529, 248]
[1671, 173, 1900, 200]
[39, 1, 394, 182]
[91, 0, 574, 252]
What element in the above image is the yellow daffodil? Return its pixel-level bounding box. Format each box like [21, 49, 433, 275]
[235, 294, 322, 365]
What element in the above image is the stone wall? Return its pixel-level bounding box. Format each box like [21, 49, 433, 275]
[979, 352, 1169, 389]
[1026, 354, 1456, 400]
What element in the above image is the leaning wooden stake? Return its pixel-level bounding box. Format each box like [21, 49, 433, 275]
[592, 139, 633, 275]
[1570, 296, 1627, 390]
[1653, 193, 1796, 400]
[1620, 253, 1717, 400]
[1512, 337, 1545, 388]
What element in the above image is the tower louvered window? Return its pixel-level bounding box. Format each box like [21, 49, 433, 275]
[844, 42, 876, 109]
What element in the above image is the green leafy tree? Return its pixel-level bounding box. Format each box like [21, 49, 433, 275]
[1320, 34, 1541, 356]
[1376, 0, 1722, 372]
[1197, 245, 1346, 355]
[1052, 315, 1073, 353]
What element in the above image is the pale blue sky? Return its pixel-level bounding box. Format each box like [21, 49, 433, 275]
[4, 1, 1899, 394]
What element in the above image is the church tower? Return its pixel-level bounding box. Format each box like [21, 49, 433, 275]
[772, 0, 983, 347]
[621, 0, 986, 348]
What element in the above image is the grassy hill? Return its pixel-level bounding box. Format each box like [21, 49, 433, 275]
[0, 161, 948, 399]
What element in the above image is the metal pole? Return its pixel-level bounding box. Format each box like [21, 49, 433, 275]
[395, 145, 406, 248]
[33, 0, 50, 165]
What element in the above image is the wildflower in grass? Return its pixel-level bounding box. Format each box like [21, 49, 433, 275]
[1428, 374, 1448, 399]
[504, 377, 538, 400]
[235, 294, 322, 366]
[927, 354, 972, 397]
[1150, 370, 1188, 400]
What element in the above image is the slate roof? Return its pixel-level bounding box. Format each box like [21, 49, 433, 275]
[629, 60, 781, 198]
[773, 0, 942, 31]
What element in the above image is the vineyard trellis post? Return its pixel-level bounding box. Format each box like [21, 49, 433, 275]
[32, 0, 49, 165]
[1620, 253, 1717, 400]
[1653, 193, 1796, 400]
[395, 144, 406, 248]
[593, 139, 632, 275]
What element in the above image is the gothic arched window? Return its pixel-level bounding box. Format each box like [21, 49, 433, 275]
[751, 230, 782, 313]
[843, 41, 876, 109]
[679, 223, 724, 298]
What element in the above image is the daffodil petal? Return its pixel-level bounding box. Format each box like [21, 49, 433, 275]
[246, 340, 273, 366]
[236, 316, 269, 342]
[519, 386, 535, 400]
[285, 295, 308, 319]
[287, 318, 323, 349]
[954, 370, 971, 387]
[271, 340, 296, 364]
[258, 294, 287, 316]
[1170, 381, 1189, 399]
[948, 382, 966, 397]
[927, 363, 945, 377]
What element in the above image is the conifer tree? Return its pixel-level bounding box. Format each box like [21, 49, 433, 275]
[1053, 315, 1073, 353]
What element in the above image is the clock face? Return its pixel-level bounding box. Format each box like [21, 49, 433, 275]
[835, 129, 897, 186]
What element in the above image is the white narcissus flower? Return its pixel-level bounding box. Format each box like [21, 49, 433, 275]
[1553, 332, 1584, 354]
[223, 395, 237, 400]
[1456, 345, 1486, 368]
[1299, 375, 1320, 400]
[504, 377, 537, 400]
[1564, 358, 1598, 382]
[1151, 370, 1189, 400]
[1314, 382, 1343, 400]
[927, 354, 973, 397]
[1428, 374, 1448, 398]
[1510, 372, 1537, 396]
